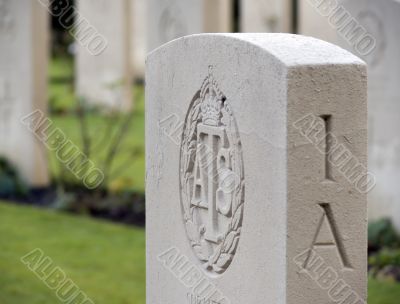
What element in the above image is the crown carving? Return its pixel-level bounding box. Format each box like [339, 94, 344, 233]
[200, 66, 225, 126]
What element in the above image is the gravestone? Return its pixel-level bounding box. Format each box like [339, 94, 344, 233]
[131, 0, 146, 81]
[240, 0, 293, 33]
[203, 0, 232, 33]
[146, 34, 367, 304]
[339, 0, 400, 231]
[76, 0, 133, 110]
[0, 0, 49, 186]
[147, 0, 232, 52]
[298, 0, 338, 44]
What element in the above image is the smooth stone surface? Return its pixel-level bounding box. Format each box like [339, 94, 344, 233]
[146, 33, 367, 304]
[339, 0, 400, 232]
[76, 0, 133, 110]
[0, 0, 49, 186]
[240, 0, 293, 33]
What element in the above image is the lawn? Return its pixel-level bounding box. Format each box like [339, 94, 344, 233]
[1, 203, 400, 304]
[49, 56, 75, 113]
[369, 276, 400, 304]
[0, 202, 145, 304]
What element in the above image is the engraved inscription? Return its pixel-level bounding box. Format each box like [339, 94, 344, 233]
[188, 293, 222, 304]
[179, 67, 245, 275]
[304, 203, 351, 270]
[320, 115, 334, 181]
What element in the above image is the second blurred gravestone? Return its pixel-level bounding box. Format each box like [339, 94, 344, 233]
[240, 0, 293, 33]
[0, 0, 49, 187]
[76, 0, 133, 111]
[298, 0, 338, 44]
[131, 0, 146, 81]
[147, 0, 232, 52]
[339, 0, 400, 232]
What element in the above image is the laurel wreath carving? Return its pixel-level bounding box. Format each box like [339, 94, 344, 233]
[179, 74, 245, 274]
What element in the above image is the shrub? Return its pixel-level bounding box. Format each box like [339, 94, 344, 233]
[368, 218, 400, 251]
[369, 248, 400, 281]
[0, 157, 27, 198]
[369, 248, 400, 269]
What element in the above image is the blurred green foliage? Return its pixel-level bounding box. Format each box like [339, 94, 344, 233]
[48, 57, 145, 193]
[0, 157, 27, 197]
[49, 56, 75, 113]
[368, 218, 400, 250]
[370, 248, 400, 268]
[368, 218, 400, 282]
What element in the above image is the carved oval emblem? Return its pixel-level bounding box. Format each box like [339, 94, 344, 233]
[179, 67, 245, 275]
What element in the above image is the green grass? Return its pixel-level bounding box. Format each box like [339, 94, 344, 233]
[49, 56, 74, 81]
[1, 203, 400, 304]
[369, 276, 400, 304]
[0, 202, 145, 304]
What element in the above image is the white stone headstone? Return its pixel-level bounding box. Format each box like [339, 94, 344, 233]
[146, 33, 367, 304]
[0, 0, 49, 186]
[240, 0, 293, 33]
[76, 0, 133, 110]
[339, 0, 400, 231]
[147, 0, 232, 52]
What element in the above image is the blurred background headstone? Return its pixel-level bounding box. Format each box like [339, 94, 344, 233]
[75, 0, 133, 111]
[147, 0, 232, 52]
[0, 0, 49, 187]
[339, 0, 400, 232]
[131, 0, 146, 82]
[240, 0, 294, 33]
[298, 0, 338, 44]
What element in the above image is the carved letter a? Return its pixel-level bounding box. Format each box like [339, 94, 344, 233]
[304, 203, 351, 270]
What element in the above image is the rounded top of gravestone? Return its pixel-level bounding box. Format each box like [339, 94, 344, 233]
[147, 33, 366, 68]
